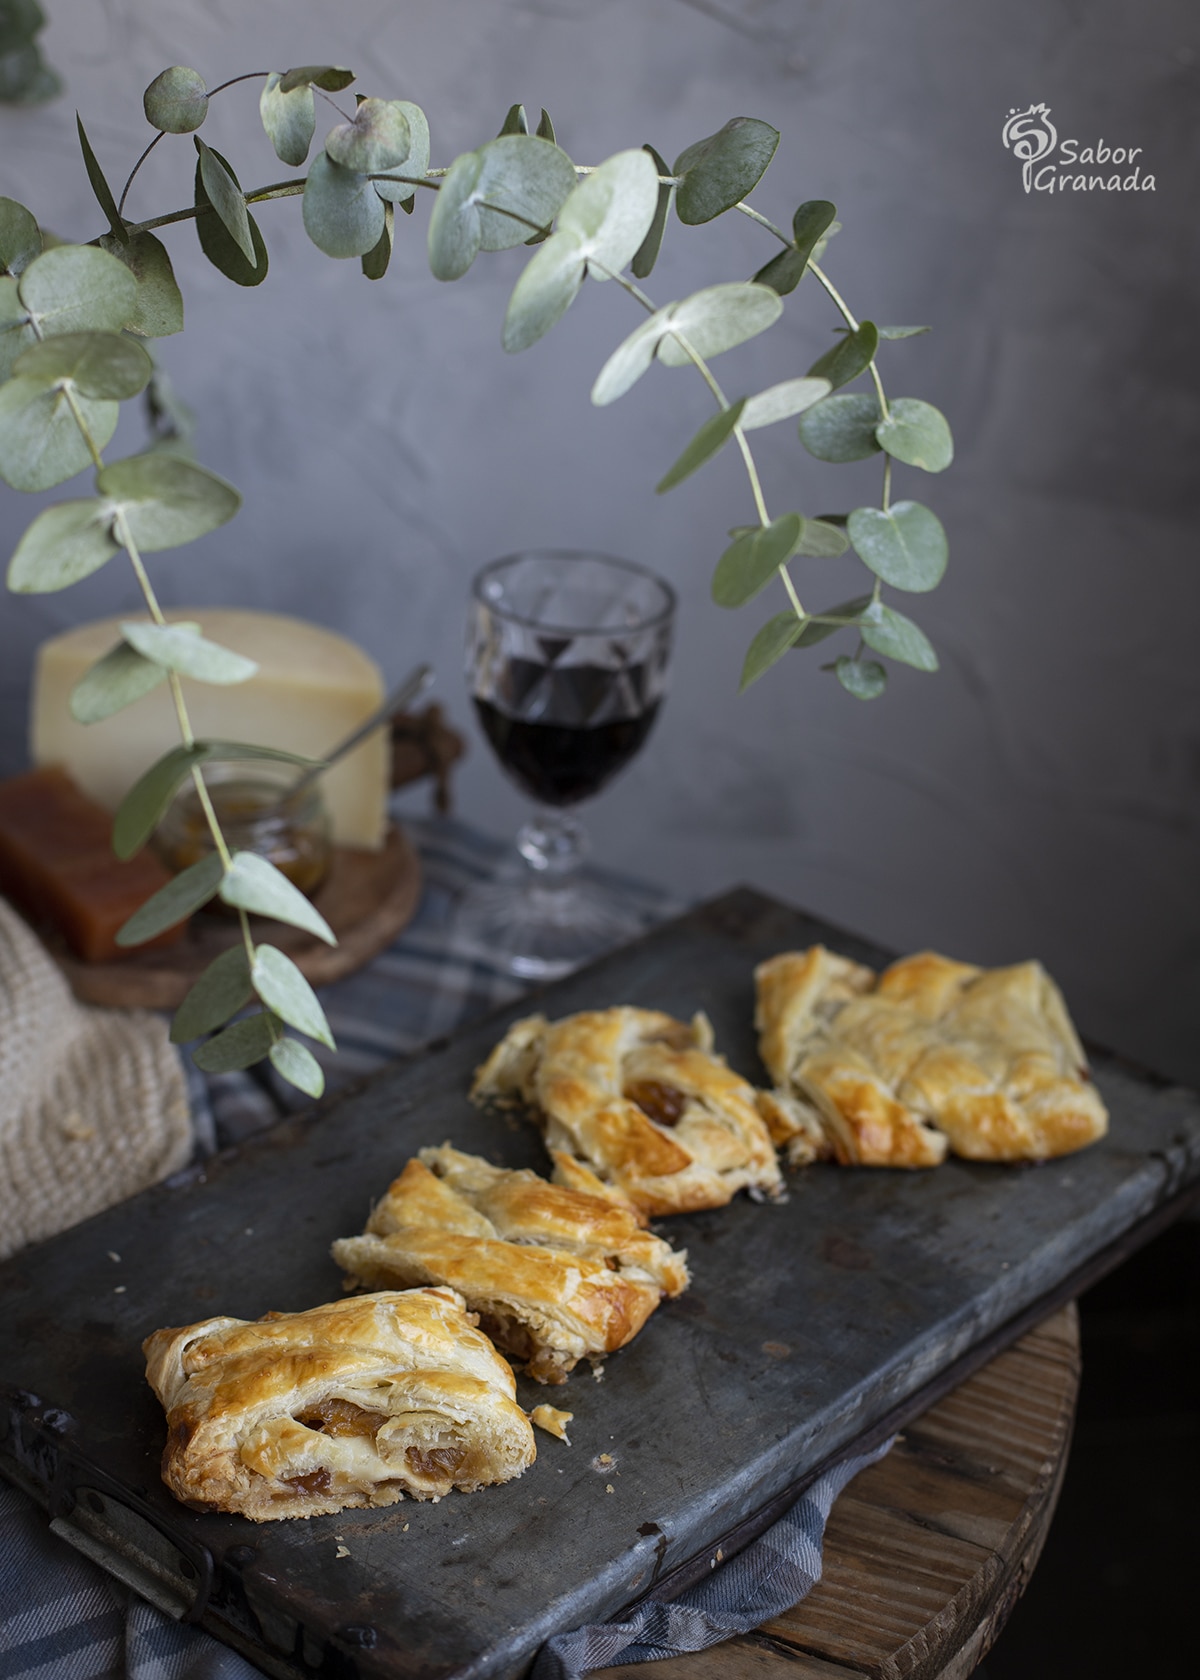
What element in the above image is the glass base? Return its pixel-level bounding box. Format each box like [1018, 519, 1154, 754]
[455, 876, 643, 981]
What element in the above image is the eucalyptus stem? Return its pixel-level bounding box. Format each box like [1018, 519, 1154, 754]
[882, 454, 892, 513]
[62, 383, 250, 949]
[117, 133, 164, 219]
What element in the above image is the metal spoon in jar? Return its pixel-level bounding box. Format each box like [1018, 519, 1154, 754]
[283, 663, 434, 802]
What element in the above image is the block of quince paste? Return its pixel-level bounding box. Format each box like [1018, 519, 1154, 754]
[32, 609, 388, 849]
[143, 1288, 536, 1521]
[471, 1008, 784, 1215]
[332, 1145, 689, 1384]
[0, 766, 184, 960]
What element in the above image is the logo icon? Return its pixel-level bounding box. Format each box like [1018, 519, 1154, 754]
[1002, 103, 1058, 191]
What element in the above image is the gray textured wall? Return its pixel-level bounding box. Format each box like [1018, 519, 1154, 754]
[2, 0, 1198, 1081]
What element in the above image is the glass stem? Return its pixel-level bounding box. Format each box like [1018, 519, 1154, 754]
[516, 809, 589, 882]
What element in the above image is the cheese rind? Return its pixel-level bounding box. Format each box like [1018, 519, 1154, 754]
[32, 610, 389, 849]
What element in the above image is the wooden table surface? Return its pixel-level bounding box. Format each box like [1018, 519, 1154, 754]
[599, 1303, 1081, 1680]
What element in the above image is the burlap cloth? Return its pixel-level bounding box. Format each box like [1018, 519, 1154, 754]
[0, 898, 192, 1260]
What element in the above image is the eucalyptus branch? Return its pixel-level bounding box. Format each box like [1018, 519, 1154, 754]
[117, 132, 164, 219]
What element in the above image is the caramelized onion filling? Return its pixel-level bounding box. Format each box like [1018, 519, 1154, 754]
[284, 1467, 332, 1496]
[625, 1079, 688, 1127]
[297, 1398, 386, 1439]
[406, 1444, 466, 1480]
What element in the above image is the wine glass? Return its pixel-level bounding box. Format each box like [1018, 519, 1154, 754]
[458, 549, 675, 979]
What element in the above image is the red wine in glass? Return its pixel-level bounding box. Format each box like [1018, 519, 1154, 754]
[461, 552, 675, 978]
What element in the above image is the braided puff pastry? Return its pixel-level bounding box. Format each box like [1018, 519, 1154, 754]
[143, 1288, 534, 1520]
[471, 1007, 783, 1214]
[756, 946, 1109, 1167]
[332, 1145, 688, 1384]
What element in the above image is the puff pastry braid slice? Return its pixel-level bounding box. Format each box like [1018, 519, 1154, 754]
[143, 1288, 534, 1520]
[471, 1007, 783, 1215]
[332, 1146, 689, 1384]
[755, 945, 1108, 1166]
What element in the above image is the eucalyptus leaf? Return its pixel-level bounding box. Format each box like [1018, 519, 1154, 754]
[835, 656, 887, 699]
[712, 514, 802, 607]
[0, 376, 117, 492]
[17, 244, 139, 336]
[170, 945, 254, 1043]
[427, 149, 484, 280]
[792, 594, 873, 648]
[120, 620, 259, 685]
[143, 66, 208, 135]
[326, 97, 411, 174]
[631, 144, 672, 279]
[96, 451, 240, 552]
[260, 71, 315, 168]
[674, 117, 779, 225]
[371, 102, 430, 205]
[797, 393, 883, 463]
[302, 152, 384, 259]
[536, 109, 557, 144]
[502, 229, 585, 352]
[656, 398, 746, 493]
[279, 65, 354, 95]
[7, 497, 118, 593]
[115, 852, 223, 945]
[858, 600, 939, 671]
[498, 103, 528, 137]
[195, 139, 255, 264]
[847, 502, 948, 593]
[0, 195, 40, 276]
[740, 376, 830, 430]
[112, 742, 208, 859]
[361, 200, 394, 279]
[76, 116, 125, 241]
[219, 851, 336, 944]
[739, 612, 804, 692]
[752, 199, 836, 296]
[99, 231, 184, 337]
[878, 325, 931, 339]
[70, 639, 169, 723]
[251, 944, 335, 1047]
[192, 1010, 280, 1074]
[475, 136, 578, 253]
[14, 330, 152, 399]
[268, 1036, 325, 1097]
[794, 518, 850, 558]
[808, 320, 879, 390]
[874, 398, 954, 473]
[201, 740, 320, 769]
[656, 281, 782, 368]
[0, 275, 31, 379]
[194, 149, 268, 285]
[590, 305, 673, 406]
[557, 148, 659, 277]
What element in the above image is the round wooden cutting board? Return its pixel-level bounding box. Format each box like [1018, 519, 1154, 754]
[56, 822, 422, 1010]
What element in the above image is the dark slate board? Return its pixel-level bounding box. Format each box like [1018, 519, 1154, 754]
[3, 888, 1200, 1680]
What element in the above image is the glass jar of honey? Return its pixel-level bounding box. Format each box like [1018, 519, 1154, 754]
[155, 760, 332, 899]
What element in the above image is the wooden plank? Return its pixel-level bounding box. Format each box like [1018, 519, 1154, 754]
[598, 1307, 1080, 1680]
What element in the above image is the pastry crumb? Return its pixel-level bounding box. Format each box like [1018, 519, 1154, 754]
[402, 1522, 409, 1531]
[107, 1251, 121, 1264]
[605, 1483, 615, 1494]
[597, 1452, 613, 1465]
[531, 1404, 573, 1443]
[113, 1286, 126, 1295]
[335, 1545, 350, 1558]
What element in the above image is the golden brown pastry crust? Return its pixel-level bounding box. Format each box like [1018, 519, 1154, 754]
[143, 1287, 534, 1521]
[470, 1008, 783, 1215]
[755, 946, 1109, 1166]
[332, 1145, 689, 1384]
